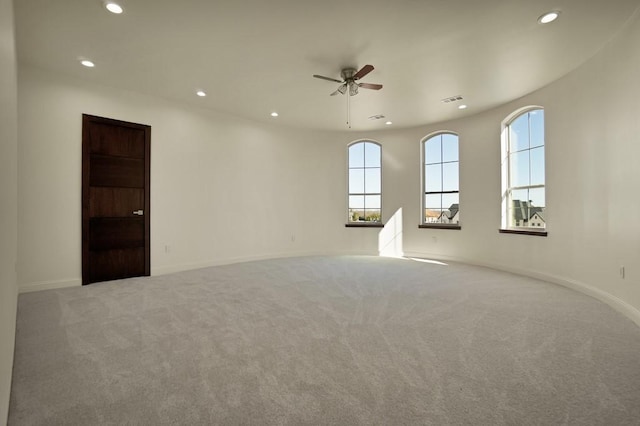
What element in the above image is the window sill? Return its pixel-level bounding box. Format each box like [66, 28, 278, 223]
[345, 222, 385, 228]
[499, 229, 547, 237]
[419, 224, 461, 230]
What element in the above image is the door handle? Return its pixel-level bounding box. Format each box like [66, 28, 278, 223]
[133, 210, 144, 216]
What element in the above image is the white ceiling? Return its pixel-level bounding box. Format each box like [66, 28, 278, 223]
[14, 0, 640, 131]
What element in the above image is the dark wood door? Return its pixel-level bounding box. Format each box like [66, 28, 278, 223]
[82, 114, 151, 285]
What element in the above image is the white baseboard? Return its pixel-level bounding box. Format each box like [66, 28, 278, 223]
[403, 251, 640, 328]
[18, 251, 378, 293]
[24, 252, 636, 330]
[19, 278, 81, 293]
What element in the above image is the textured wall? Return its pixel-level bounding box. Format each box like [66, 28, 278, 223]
[17, 66, 381, 292]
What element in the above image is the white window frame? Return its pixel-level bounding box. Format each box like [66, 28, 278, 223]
[420, 131, 460, 229]
[500, 106, 547, 235]
[347, 140, 382, 225]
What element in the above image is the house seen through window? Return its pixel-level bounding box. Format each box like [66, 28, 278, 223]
[422, 132, 460, 227]
[348, 141, 381, 223]
[501, 107, 546, 232]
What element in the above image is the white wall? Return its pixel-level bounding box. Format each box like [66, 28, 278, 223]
[17, 11, 640, 325]
[17, 66, 381, 292]
[348, 11, 640, 323]
[0, 0, 18, 421]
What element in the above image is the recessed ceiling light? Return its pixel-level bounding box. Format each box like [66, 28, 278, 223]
[538, 11, 560, 24]
[105, 2, 124, 14]
[196, 90, 206, 97]
[80, 60, 95, 68]
[271, 112, 279, 117]
[385, 121, 392, 125]
[458, 104, 467, 110]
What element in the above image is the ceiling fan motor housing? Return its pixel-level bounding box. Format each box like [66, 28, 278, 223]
[341, 68, 357, 80]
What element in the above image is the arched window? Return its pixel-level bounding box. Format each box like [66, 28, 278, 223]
[421, 132, 460, 227]
[348, 141, 381, 223]
[501, 107, 546, 233]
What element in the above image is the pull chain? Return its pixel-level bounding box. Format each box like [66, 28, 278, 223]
[347, 90, 351, 129]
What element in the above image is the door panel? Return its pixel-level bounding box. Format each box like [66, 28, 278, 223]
[82, 114, 150, 285]
[89, 248, 146, 283]
[89, 218, 145, 250]
[90, 156, 145, 188]
[89, 123, 145, 158]
[89, 188, 144, 217]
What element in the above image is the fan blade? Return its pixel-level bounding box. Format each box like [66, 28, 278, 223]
[330, 89, 340, 96]
[353, 64, 374, 80]
[313, 74, 343, 83]
[358, 82, 383, 90]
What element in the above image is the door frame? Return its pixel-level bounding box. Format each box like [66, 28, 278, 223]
[82, 114, 151, 284]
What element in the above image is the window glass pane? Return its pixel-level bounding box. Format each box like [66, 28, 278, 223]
[442, 162, 459, 192]
[509, 189, 545, 228]
[425, 164, 442, 192]
[349, 143, 364, 168]
[423, 195, 439, 223]
[529, 187, 545, 208]
[442, 193, 459, 211]
[364, 142, 381, 167]
[442, 134, 458, 163]
[363, 209, 381, 222]
[511, 188, 528, 205]
[509, 114, 529, 152]
[426, 194, 443, 223]
[530, 146, 545, 186]
[425, 193, 442, 210]
[530, 110, 544, 148]
[364, 195, 381, 209]
[349, 169, 364, 194]
[510, 189, 529, 227]
[425, 138, 441, 164]
[510, 150, 530, 188]
[440, 194, 460, 224]
[364, 168, 381, 193]
[349, 209, 363, 222]
[349, 195, 364, 209]
[528, 188, 545, 228]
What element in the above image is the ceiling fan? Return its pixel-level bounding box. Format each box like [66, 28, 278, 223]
[313, 64, 383, 96]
